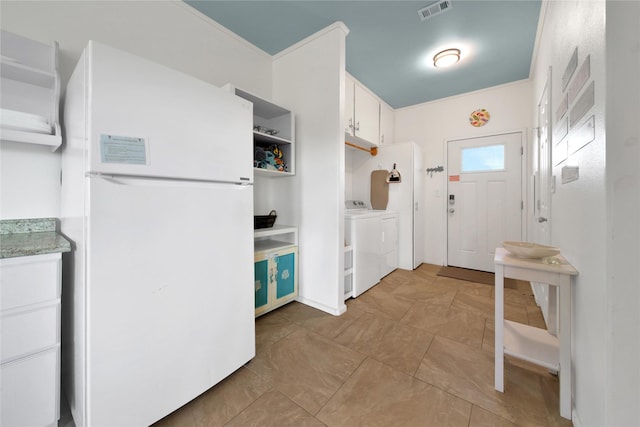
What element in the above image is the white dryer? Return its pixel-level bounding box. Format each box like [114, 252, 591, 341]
[345, 200, 398, 298]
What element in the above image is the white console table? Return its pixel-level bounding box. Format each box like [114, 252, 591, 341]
[494, 248, 577, 419]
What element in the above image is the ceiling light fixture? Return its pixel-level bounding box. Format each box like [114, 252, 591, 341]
[433, 48, 461, 68]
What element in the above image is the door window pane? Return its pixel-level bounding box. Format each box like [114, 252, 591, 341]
[461, 144, 505, 172]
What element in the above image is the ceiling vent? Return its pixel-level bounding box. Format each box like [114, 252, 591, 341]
[417, 1, 452, 21]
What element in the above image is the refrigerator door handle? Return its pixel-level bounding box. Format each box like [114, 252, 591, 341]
[90, 173, 251, 188]
[94, 175, 127, 186]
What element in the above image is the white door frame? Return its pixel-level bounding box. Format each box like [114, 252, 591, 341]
[534, 68, 553, 245]
[531, 68, 557, 333]
[443, 128, 528, 269]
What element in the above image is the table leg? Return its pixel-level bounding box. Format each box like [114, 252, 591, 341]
[494, 264, 504, 392]
[548, 285, 558, 336]
[559, 276, 572, 419]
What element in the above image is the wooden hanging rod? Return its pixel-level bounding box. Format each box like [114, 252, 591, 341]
[345, 141, 378, 156]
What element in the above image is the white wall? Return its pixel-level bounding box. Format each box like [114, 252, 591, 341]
[605, 2, 640, 426]
[272, 23, 349, 315]
[0, 0, 272, 220]
[394, 80, 533, 265]
[530, 1, 610, 425]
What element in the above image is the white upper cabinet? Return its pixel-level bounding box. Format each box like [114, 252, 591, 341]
[0, 30, 61, 150]
[345, 74, 380, 148]
[379, 101, 395, 146]
[354, 83, 380, 144]
[345, 74, 355, 134]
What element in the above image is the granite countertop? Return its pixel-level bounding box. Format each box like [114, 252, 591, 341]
[0, 218, 71, 259]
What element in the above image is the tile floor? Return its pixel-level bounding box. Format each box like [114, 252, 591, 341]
[147, 264, 570, 426]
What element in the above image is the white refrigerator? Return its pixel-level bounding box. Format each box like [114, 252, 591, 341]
[61, 41, 255, 427]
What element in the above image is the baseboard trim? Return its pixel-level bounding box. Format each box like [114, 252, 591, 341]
[295, 296, 346, 316]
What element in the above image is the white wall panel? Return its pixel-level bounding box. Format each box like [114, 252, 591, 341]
[530, 1, 608, 424]
[605, 2, 640, 426]
[460, 182, 477, 252]
[272, 23, 348, 315]
[486, 180, 506, 254]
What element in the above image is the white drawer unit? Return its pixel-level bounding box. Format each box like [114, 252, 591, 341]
[1, 253, 62, 427]
[1, 253, 60, 310]
[1, 348, 60, 427]
[1, 303, 59, 361]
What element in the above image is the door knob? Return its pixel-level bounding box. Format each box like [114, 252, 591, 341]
[449, 208, 455, 213]
[538, 217, 548, 223]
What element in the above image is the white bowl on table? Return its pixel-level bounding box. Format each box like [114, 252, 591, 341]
[502, 241, 560, 259]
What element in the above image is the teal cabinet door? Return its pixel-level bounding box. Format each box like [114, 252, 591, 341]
[275, 252, 295, 299]
[254, 259, 269, 309]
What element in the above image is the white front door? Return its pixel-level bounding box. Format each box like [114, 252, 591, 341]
[447, 132, 523, 272]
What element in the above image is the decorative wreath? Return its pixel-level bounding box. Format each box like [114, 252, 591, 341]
[469, 109, 490, 127]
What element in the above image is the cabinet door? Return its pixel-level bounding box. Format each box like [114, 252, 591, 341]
[354, 83, 380, 144]
[345, 75, 355, 135]
[254, 259, 269, 309]
[381, 216, 398, 254]
[379, 102, 394, 145]
[274, 251, 296, 300]
[381, 216, 398, 277]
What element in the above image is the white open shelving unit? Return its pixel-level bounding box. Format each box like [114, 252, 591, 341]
[254, 224, 298, 252]
[224, 84, 299, 316]
[224, 84, 295, 177]
[1, 30, 61, 151]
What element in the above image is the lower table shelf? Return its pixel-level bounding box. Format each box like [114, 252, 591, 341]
[503, 320, 559, 371]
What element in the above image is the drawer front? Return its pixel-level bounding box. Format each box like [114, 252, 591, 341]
[1, 347, 60, 427]
[1, 303, 60, 363]
[1, 254, 61, 311]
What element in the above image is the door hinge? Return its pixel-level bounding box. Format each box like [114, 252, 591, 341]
[521, 146, 524, 155]
[521, 201, 524, 210]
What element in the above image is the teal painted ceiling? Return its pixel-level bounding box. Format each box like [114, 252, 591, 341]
[185, 1, 541, 109]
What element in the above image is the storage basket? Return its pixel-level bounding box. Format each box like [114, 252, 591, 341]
[254, 210, 277, 229]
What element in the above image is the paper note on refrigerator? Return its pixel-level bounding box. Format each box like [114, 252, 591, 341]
[100, 134, 147, 165]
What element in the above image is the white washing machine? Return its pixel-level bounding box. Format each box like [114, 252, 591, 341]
[345, 200, 398, 298]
